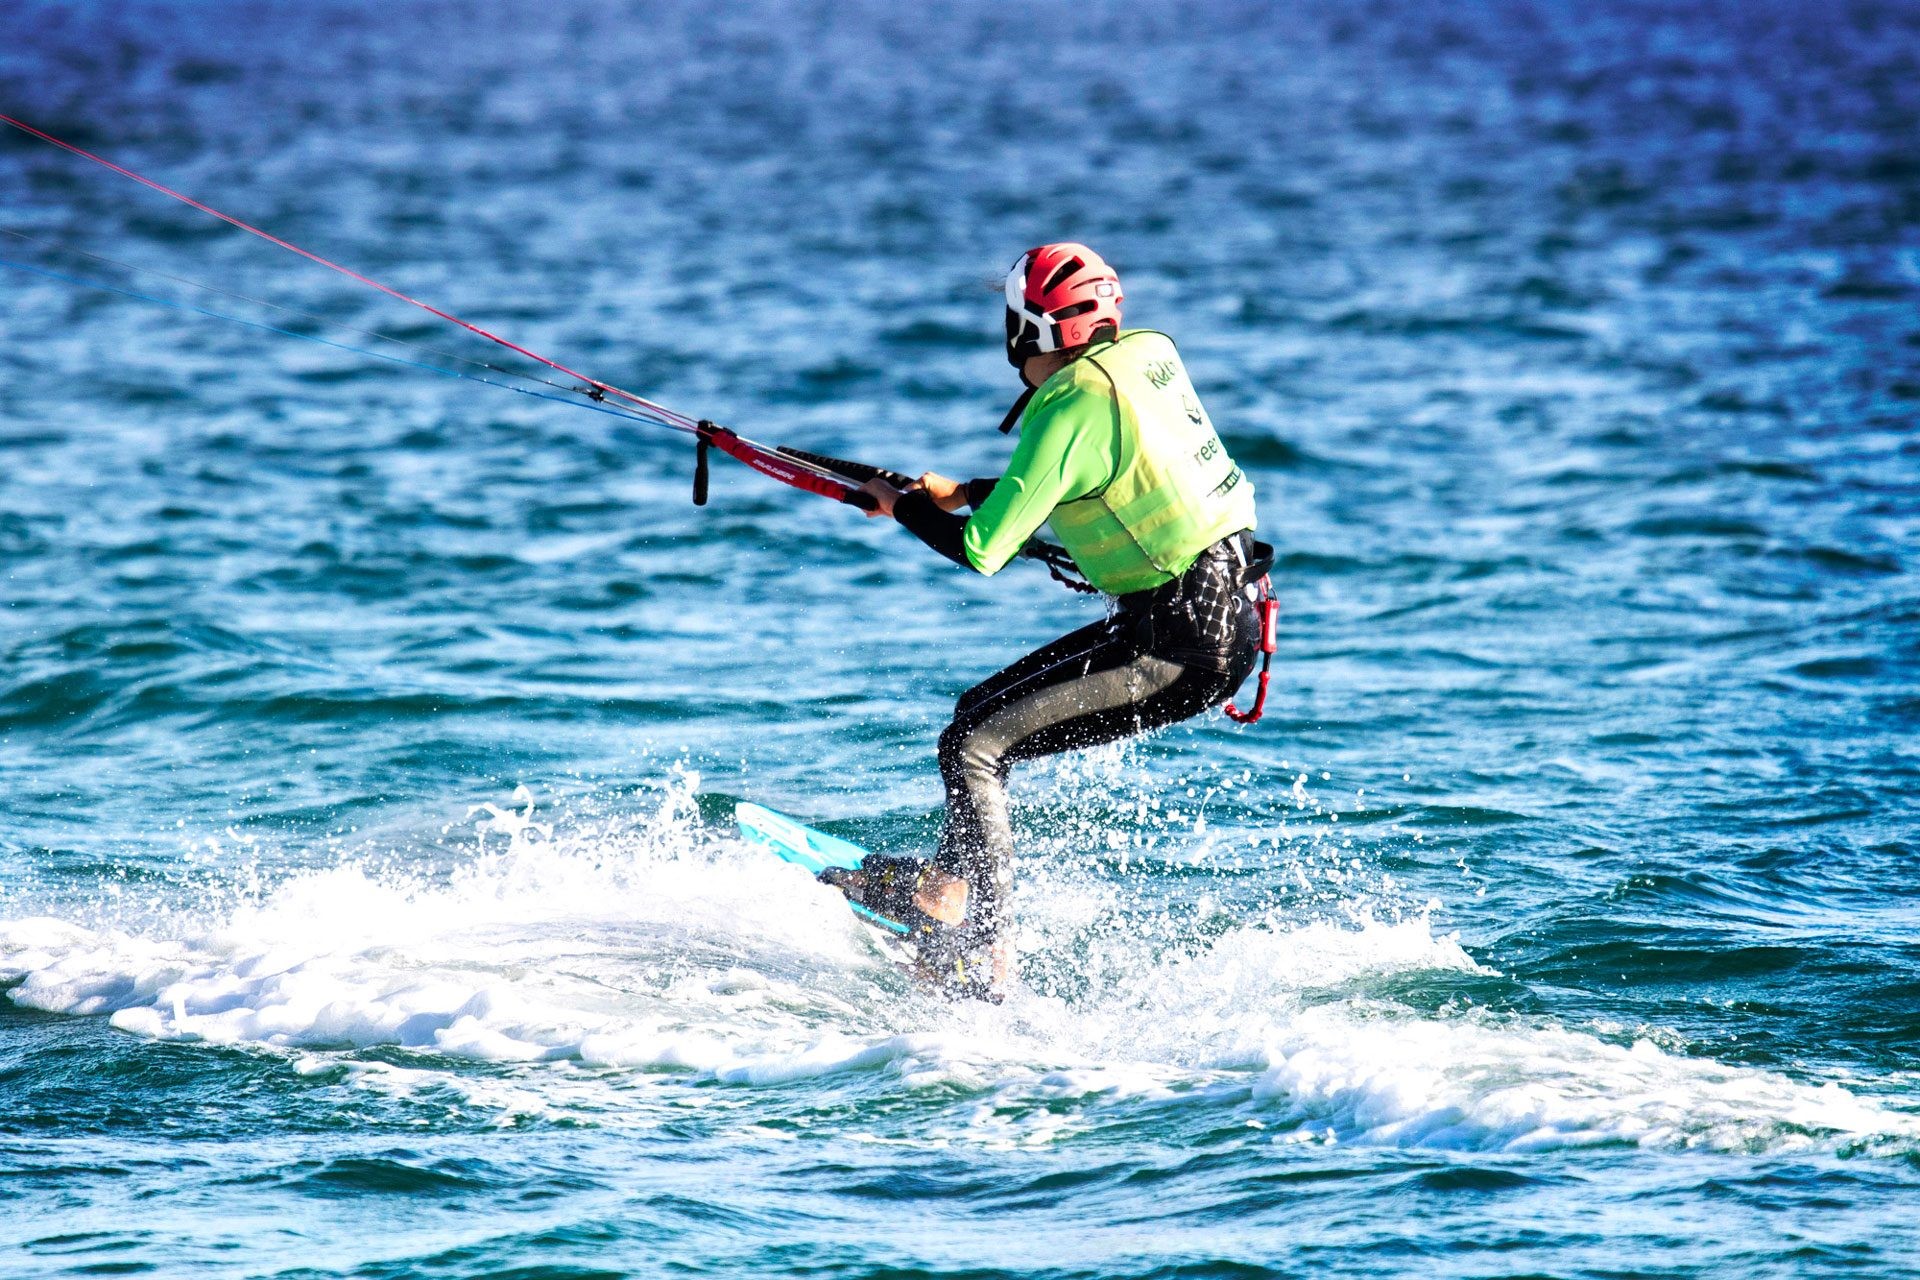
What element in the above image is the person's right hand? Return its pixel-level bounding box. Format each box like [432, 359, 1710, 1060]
[918, 472, 966, 513]
[858, 475, 907, 518]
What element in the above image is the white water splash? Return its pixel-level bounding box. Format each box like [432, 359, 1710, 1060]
[1, 773, 1913, 1156]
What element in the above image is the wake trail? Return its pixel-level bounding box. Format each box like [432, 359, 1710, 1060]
[0, 771, 1913, 1156]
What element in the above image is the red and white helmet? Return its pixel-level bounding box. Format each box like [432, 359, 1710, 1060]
[1004, 243, 1124, 366]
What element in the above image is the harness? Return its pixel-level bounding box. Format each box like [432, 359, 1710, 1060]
[1223, 536, 1279, 725]
[1108, 531, 1278, 724]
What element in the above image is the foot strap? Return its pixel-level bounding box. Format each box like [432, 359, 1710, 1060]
[818, 853, 936, 931]
[818, 857, 1004, 1002]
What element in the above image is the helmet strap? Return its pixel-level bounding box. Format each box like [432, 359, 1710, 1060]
[997, 386, 1036, 434]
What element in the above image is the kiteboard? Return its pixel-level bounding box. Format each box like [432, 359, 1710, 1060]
[735, 801, 911, 936]
[736, 802, 1011, 1002]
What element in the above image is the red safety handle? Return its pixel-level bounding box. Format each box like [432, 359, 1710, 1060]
[698, 423, 876, 507]
[1224, 585, 1278, 724]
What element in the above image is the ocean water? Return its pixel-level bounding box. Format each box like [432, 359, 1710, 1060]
[2, 0, 1918, 1275]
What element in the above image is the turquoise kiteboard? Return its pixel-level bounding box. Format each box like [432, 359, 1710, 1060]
[735, 801, 911, 935]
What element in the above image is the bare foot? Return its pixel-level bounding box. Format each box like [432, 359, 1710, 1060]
[913, 871, 968, 924]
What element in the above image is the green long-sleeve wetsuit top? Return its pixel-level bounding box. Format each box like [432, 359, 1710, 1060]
[962, 364, 1122, 577]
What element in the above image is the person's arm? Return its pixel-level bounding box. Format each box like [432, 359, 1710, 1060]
[879, 472, 1005, 566]
[858, 374, 1114, 571]
[913, 472, 998, 512]
[960, 379, 1116, 575]
[893, 489, 970, 567]
[875, 470, 990, 567]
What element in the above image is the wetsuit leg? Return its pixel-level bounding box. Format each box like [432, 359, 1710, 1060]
[934, 616, 1248, 943]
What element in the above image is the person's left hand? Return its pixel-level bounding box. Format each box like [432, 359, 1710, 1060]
[917, 472, 966, 512]
[859, 476, 909, 518]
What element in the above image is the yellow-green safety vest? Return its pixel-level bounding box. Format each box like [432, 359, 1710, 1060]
[1040, 330, 1257, 595]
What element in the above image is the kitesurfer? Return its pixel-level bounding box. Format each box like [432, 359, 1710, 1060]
[829, 243, 1268, 1000]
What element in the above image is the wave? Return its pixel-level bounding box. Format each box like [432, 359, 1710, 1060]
[2, 775, 1913, 1157]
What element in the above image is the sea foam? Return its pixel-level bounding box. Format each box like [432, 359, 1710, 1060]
[1, 776, 1912, 1156]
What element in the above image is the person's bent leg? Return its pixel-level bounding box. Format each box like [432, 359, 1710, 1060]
[934, 620, 1139, 935]
[935, 627, 1237, 944]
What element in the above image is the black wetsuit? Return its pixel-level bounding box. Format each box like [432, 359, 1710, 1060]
[896, 485, 1261, 949]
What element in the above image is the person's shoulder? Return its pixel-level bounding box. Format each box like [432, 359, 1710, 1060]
[1027, 361, 1101, 413]
[1112, 328, 1178, 356]
[1020, 367, 1105, 443]
[1023, 331, 1177, 428]
[1042, 336, 1148, 399]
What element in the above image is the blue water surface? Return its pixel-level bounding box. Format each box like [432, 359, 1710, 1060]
[2, 1, 1918, 1276]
